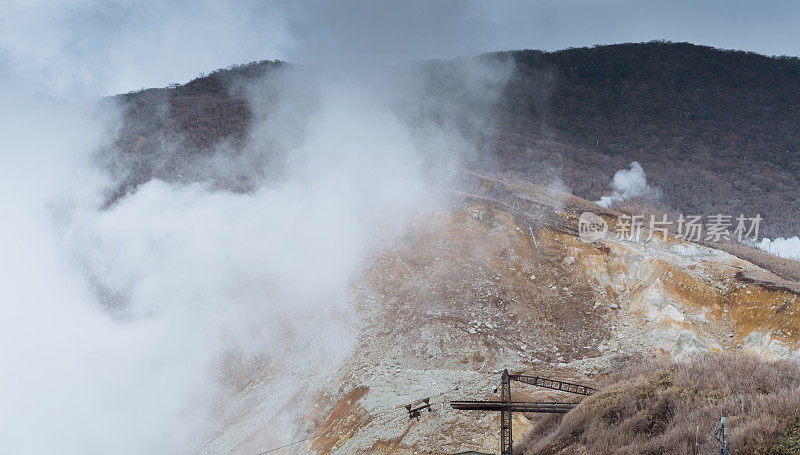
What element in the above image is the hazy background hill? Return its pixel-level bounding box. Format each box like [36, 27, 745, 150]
[109, 41, 800, 237]
[496, 41, 800, 238]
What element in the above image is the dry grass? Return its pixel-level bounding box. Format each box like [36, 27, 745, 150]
[518, 353, 800, 455]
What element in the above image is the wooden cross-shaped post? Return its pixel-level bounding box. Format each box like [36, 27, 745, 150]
[451, 369, 597, 455]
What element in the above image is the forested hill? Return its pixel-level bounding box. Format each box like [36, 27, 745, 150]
[496, 42, 800, 237]
[110, 42, 800, 237]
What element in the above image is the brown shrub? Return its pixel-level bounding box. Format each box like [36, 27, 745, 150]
[517, 353, 800, 455]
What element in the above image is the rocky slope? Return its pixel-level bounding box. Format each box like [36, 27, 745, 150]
[200, 172, 800, 454]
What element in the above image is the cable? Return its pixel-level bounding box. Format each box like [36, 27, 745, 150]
[252, 371, 498, 454]
[255, 428, 335, 455]
[272, 369, 580, 454]
[289, 368, 590, 454]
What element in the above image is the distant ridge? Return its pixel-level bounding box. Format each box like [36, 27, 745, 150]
[110, 42, 800, 237]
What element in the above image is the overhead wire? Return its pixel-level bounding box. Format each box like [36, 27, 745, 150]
[254, 366, 598, 454]
[252, 371, 499, 454]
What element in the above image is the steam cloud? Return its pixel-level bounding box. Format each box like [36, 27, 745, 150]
[0, 19, 510, 455]
[758, 237, 800, 260]
[0, 77, 432, 454]
[596, 161, 660, 207]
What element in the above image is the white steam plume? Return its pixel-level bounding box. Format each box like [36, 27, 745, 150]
[0, 55, 509, 455]
[758, 237, 800, 260]
[0, 1, 515, 452]
[596, 161, 660, 207]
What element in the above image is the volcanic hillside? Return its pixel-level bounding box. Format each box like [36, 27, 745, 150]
[196, 172, 800, 454]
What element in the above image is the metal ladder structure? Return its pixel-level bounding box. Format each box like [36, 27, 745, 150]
[450, 369, 597, 455]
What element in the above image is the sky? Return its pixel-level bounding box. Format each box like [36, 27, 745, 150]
[2, 0, 800, 97]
